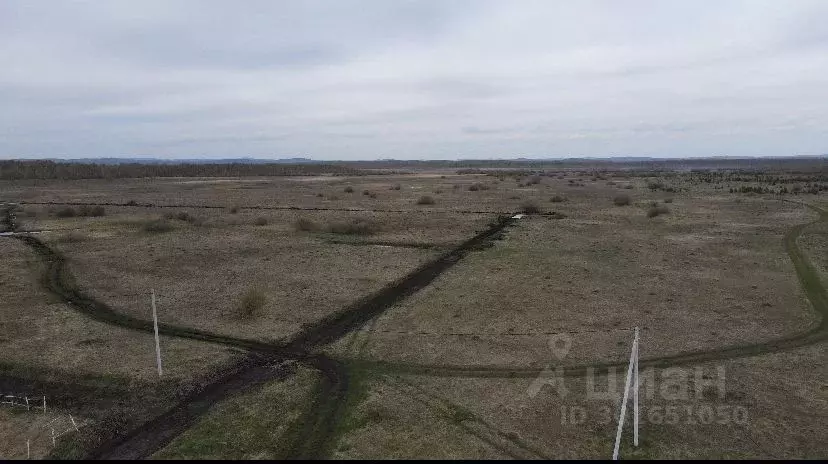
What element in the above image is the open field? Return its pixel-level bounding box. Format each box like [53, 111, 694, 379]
[339, 196, 816, 366]
[1, 162, 826, 459]
[0, 237, 241, 459]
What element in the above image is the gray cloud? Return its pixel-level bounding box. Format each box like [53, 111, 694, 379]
[1, 0, 827, 159]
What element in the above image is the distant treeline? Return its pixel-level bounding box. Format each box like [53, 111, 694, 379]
[0, 160, 367, 180]
[343, 157, 828, 172]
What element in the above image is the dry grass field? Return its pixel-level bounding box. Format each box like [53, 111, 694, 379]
[1, 166, 826, 459]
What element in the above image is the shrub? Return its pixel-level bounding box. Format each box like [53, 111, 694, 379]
[623, 185, 634, 189]
[664, 198, 673, 203]
[235, 287, 267, 319]
[521, 201, 541, 214]
[468, 183, 489, 191]
[647, 205, 670, 218]
[167, 211, 204, 226]
[416, 195, 435, 205]
[547, 211, 567, 219]
[64, 231, 87, 242]
[390, 184, 401, 190]
[363, 190, 371, 196]
[229, 206, 239, 214]
[55, 207, 77, 218]
[369, 193, 377, 199]
[344, 186, 354, 193]
[316, 193, 324, 198]
[327, 219, 379, 235]
[550, 195, 566, 203]
[143, 218, 174, 233]
[125, 200, 138, 206]
[295, 218, 319, 231]
[254, 217, 268, 226]
[613, 195, 631, 206]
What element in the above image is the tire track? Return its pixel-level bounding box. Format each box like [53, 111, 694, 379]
[2, 205, 518, 459]
[342, 201, 828, 379]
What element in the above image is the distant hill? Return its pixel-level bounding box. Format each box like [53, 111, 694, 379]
[50, 157, 319, 165]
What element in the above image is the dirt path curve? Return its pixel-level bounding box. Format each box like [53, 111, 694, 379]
[345, 201, 828, 379]
[0, 203, 517, 459]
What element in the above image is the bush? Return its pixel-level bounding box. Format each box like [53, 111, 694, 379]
[664, 198, 673, 203]
[344, 186, 354, 193]
[229, 206, 239, 214]
[416, 195, 435, 205]
[125, 200, 138, 206]
[547, 211, 567, 219]
[328, 219, 379, 235]
[166, 211, 204, 226]
[468, 183, 489, 191]
[295, 218, 319, 231]
[235, 287, 267, 320]
[76, 205, 105, 217]
[390, 184, 401, 190]
[521, 202, 541, 214]
[623, 185, 634, 189]
[550, 195, 566, 203]
[369, 193, 377, 199]
[254, 217, 268, 226]
[143, 218, 174, 233]
[64, 231, 87, 242]
[363, 190, 371, 196]
[55, 207, 77, 218]
[613, 195, 631, 206]
[647, 205, 670, 218]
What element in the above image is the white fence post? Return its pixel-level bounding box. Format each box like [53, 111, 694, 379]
[633, 327, 640, 447]
[613, 327, 640, 460]
[151, 289, 163, 376]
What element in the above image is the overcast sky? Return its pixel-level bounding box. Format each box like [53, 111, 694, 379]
[2, 0, 827, 160]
